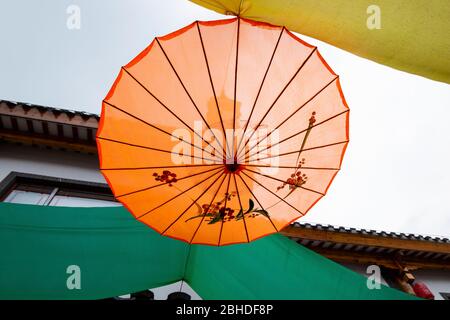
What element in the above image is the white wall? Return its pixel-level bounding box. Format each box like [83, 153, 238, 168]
[413, 269, 450, 300]
[0, 143, 104, 183]
[340, 262, 389, 287]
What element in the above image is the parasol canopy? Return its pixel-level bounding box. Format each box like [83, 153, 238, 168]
[97, 18, 349, 245]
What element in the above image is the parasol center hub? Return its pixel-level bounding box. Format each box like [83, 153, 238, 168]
[224, 161, 243, 174]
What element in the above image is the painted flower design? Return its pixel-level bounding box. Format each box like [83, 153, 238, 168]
[277, 111, 315, 193]
[153, 170, 178, 186]
[186, 191, 269, 224]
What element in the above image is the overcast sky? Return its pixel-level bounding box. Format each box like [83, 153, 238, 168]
[1, 0, 449, 237]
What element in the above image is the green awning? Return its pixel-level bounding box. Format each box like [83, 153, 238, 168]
[0, 203, 416, 299]
[190, 0, 450, 84]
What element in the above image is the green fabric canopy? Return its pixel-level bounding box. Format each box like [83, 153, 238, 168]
[0, 203, 415, 299]
[190, 0, 450, 84]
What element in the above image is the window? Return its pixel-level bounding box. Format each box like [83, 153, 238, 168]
[441, 292, 450, 300]
[0, 172, 120, 207]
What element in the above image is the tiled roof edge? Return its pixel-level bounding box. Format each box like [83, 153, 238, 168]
[291, 222, 449, 243]
[0, 99, 99, 121]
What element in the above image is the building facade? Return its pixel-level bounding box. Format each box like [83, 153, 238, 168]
[1, 100, 449, 299]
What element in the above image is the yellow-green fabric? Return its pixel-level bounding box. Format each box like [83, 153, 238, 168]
[0, 203, 416, 300]
[190, 0, 450, 84]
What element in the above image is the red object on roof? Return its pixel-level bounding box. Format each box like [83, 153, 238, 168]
[412, 282, 434, 299]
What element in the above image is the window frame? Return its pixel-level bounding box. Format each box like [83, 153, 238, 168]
[0, 171, 117, 205]
[440, 292, 450, 300]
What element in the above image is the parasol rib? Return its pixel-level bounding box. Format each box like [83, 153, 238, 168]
[232, 173, 250, 243]
[244, 164, 340, 170]
[245, 109, 349, 162]
[232, 18, 240, 159]
[101, 164, 222, 171]
[237, 174, 278, 232]
[97, 136, 217, 163]
[196, 21, 230, 158]
[246, 140, 349, 163]
[218, 174, 232, 245]
[189, 173, 228, 243]
[235, 27, 284, 161]
[156, 38, 226, 159]
[241, 75, 339, 160]
[236, 46, 318, 159]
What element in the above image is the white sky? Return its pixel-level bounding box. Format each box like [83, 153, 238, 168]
[1, 0, 449, 237]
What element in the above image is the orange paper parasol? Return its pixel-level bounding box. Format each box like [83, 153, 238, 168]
[97, 18, 349, 245]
